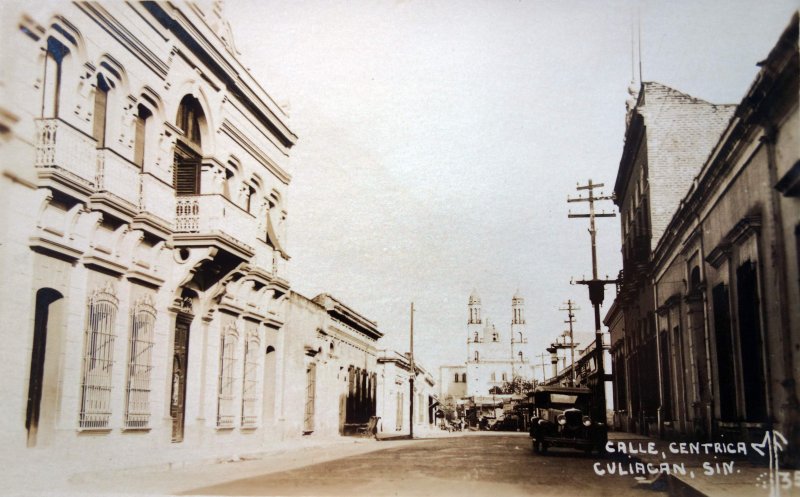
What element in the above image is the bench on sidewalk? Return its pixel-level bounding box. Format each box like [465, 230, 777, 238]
[356, 416, 380, 438]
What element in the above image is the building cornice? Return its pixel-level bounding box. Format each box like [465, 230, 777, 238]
[142, 2, 297, 149]
[614, 112, 645, 205]
[220, 120, 291, 184]
[77, 2, 170, 79]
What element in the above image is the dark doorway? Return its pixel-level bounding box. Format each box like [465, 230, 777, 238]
[171, 314, 192, 442]
[26, 288, 64, 447]
[712, 283, 736, 421]
[736, 261, 768, 422]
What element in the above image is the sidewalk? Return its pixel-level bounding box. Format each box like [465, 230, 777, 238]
[19, 435, 416, 497]
[608, 432, 800, 497]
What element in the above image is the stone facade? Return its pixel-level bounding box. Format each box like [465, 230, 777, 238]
[610, 13, 799, 464]
[612, 80, 736, 436]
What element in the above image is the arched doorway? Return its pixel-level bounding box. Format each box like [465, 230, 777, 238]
[26, 288, 64, 447]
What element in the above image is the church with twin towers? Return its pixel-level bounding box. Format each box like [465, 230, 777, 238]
[439, 291, 537, 400]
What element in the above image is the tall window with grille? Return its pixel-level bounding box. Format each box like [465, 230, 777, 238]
[217, 325, 238, 428]
[124, 296, 156, 429]
[241, 331, 260, 428]
[303, 362, 316, 433]
[79, 286, 119, 429]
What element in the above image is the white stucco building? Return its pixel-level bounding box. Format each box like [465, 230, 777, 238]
[0, 2, 438, 486]
[0, 1, 301, 479]
[375, 350, 437, 436]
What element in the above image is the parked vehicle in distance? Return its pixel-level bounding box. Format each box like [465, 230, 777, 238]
[528, 386, 607, 455]
[491, 414, 522, 431]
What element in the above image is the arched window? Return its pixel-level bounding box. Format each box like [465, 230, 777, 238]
[518, 351, 523, 361]
[174, 95, 203, 196]
[245, 185, 256, 213]
[473, 331, 479, 342]
[690, 266, 702, 293]
[241, 330, 260, 428]
[461, 373, 466, 383]
[491, 372, 496, 382]
[133, 104, 152, 168]
[492, 332, 498, 342]
[217, 325, 238, 428]
[92, 74, 110, 147]
[454, 373, 459, 383]
[79, 286, 119, 429]
[222, 166, 234, 200]
[474, 351, 479, 362]
[176, 95, 202, 146]
[42, 37, 69, 118]
[125, 296, 156, 429]
[263, 345, 277, 422]
[502, 372, 507, 382]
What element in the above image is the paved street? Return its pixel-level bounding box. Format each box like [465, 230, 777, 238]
[184, 433, 650, 497]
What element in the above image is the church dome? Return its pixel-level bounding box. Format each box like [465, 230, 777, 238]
[468, 289, 481, 305]
[512, 289, 523, 302]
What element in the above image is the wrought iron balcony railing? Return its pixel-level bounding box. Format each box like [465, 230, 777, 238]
[96, 148, 140, 206]
[175, 194, 257, 257]
[35, 118, 97, 189]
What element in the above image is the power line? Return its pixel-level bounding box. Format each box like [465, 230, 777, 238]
[558, 299, 580, 386]
[567, 179, 617, 421]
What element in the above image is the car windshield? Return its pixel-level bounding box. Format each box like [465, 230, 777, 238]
[550, 394, 578, 404]
[537, 392, 591, 411]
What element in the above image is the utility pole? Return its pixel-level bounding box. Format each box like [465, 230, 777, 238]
[559, 300, 580, 386]
[409, 302, 415, 439]
[568, 179, 617, 422]
[536, 352, 549, 383]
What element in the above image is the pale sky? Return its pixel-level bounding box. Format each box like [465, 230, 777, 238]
[227, 1, 798, 377]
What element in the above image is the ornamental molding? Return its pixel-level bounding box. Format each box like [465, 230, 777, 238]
[220, 120, 291, 185]
[75, 2, 169, 78]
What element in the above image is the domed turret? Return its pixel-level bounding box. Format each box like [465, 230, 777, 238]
[468, 289, 481, 306]
[512, 291, 525, 324]
[468, 289, 481, 324]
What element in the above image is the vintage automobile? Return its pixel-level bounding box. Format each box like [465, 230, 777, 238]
[528, 386, 607, 455]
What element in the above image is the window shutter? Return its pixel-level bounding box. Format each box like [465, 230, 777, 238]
[173, 159, 200, 196]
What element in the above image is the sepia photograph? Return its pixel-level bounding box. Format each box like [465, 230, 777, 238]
[0, 1, 798, 496]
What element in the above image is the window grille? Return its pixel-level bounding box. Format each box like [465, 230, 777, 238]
[217, 325, 238, 428]
[79, 286, 118, 429]
[241, 332, 260, 428]
[125, 296, 156, 429]
[303, 363, 316, 433]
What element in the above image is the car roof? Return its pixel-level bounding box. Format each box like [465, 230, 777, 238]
[529, 386, 592, 396]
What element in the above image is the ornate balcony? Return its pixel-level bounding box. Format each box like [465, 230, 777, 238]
[135, 174, 175, 237]
[35, 118, 97, 197]
[174, 194, 256, 260]
[95, 148, 140, 207]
